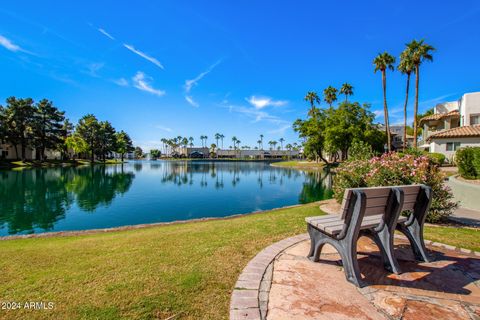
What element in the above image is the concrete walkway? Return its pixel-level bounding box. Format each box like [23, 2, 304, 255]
[451, 207, 480, 227]
[446, 175, 480, 226]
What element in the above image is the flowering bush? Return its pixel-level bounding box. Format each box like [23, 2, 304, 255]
[333, 152, 457, 223]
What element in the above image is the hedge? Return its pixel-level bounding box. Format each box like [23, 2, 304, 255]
[456, 147, 480, 179]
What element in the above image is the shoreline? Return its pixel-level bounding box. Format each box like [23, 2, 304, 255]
[0, 159, 126, 169]
[0, 202, 322, 241]
[270, 160, 327, 170]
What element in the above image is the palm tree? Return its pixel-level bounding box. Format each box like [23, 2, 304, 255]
[304, 91, 320, 116]
[257, 140, 262, 150]
[285, 143, 292, 159]
[204, 135, 208, 147]
[189, 136, 194, 147]
[373, 51, 396, 152]
[279, 138, 285, 150]
[161, 138, 167, 154]
[340, 83, 354, 102]
[181, 137, 188, 149]
[259, 134, 264, 150]
[231, 136, 237, 150]
[398, 48, 414, 150]
[323, 86, 338, 107]
[219, 134, 225, 149]
[268, 140, 277, 150]
[214, 133, 221, 149]
[407, 39, 435, 148]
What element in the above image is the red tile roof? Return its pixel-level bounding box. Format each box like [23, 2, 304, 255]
[420, 110, 460, 124]
[427, 125, 480, 141]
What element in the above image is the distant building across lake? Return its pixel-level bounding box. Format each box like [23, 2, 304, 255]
[172, 147, 300, 159]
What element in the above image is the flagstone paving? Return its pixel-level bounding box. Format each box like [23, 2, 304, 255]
[231, 234, 480, 320]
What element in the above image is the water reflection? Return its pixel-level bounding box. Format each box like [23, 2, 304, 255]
[0, 166, 134, 235]
[0, 161, 331, 236]
[155, 161, 332, 196]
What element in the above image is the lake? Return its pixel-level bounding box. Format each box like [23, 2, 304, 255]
[0, 161, 333, 236]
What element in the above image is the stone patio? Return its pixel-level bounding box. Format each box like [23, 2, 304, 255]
[231, 234, 480, 320]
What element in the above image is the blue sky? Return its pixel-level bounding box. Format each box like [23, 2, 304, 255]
[1, 1, 479, 151]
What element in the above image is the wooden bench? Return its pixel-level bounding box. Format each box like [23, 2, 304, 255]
[306, 184, 433, 287]
[306, 186, 404, 287]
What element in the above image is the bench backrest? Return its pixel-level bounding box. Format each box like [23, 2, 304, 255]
[340, 184, 426, 219]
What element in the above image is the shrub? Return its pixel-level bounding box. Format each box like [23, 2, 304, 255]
[427, 152, 446, 166]
[456, 147, 480, 179]
[333, 152, 457, 223]
[349, 140, 374, 161]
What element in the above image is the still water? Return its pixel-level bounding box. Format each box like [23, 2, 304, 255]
[0, 161, 332, 236]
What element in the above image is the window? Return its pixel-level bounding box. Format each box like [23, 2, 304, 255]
[446, 142, 461, 151]
[471, 114, 480, 125]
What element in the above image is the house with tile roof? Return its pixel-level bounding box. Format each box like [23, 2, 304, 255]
[420, 92, 480, 160]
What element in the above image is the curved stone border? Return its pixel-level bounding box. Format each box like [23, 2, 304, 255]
[229, 234, 309, 320]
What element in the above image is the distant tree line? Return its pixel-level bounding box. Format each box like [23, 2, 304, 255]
[0, 97, 134, 162]
[157, 134, 300, 158]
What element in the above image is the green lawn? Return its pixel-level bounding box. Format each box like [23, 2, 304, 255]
[424, 225, 480, 251]
[0, 203, 478, 320]
[271, 160, 325, 170]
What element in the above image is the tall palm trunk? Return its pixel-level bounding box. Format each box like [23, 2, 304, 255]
[413, 64, 420, 148]
[14, 144, 19, 159]
[402, 72, 411, 150]
[382, 70, 391, 152]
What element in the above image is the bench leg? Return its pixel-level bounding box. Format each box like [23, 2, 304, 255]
[307, 225, 329, 262]
[307, 224, 316, 258]
[308, 225, 365, 287]
[338, 238, 365, 288]
[397, 223, 433, 263]
[372, 229, 401, 274]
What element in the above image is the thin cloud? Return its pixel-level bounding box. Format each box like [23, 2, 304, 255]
[419, 93, 457, 107]
[155, 125, 172, 132]
[185, 95, 199, 108]
[86, 62, 104, 77]
[132, 71, 165, 96]
[246, 96, 288, 109]
[373, 110, 384, 119]
[228, 105, 288, 125]
[124, 44, 164, 69]
[268, 125, 292, 135]
[113, 78, 128, 86]
[184, 60, 221, 93]
[98, 28, 115, 40]
[0, 35, 31, 54]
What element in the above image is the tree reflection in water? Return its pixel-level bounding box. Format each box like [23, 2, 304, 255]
[157, 161, 332, 201]
[0, 165, 134, 235]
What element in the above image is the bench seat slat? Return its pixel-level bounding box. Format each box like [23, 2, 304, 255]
[306, 214, 408, 236]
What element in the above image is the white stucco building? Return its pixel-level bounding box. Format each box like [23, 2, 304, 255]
[420, 92, 480, 160]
